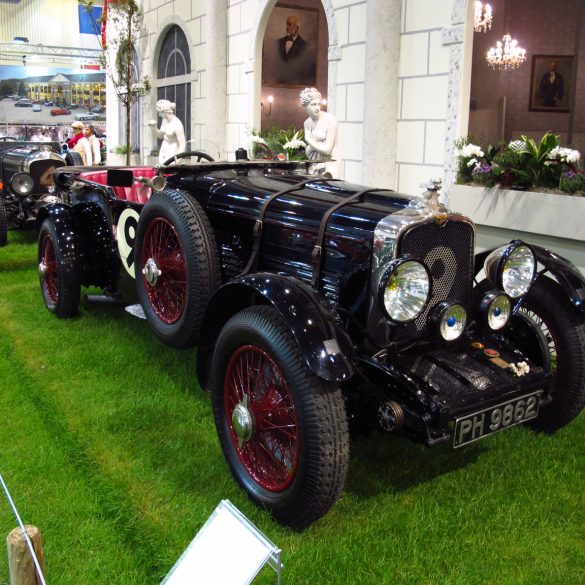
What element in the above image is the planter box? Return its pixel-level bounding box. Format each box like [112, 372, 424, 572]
[449, 185, 585, 241]
[107, 153, 141, 166]
[449, 184, 585, 275]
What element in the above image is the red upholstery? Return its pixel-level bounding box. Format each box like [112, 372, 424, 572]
[79, 167, 158, 204]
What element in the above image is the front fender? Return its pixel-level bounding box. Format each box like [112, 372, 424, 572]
[531, 244, 585, 310]
[197, 273, 357, 388]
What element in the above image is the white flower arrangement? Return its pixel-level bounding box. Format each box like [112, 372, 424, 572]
[250, 134, 267, 145]
[283, 138, 307, 151]
[459, 143, 484, 158]
[549, 146, 581, 164]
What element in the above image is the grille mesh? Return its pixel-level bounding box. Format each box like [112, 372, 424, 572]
[398, 220, 474, 339]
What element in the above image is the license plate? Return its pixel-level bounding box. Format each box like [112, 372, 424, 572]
[453, 391, 542, 448]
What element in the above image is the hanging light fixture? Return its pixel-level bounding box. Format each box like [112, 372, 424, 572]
[486, 33, 527, 70]
[474, 2, 492, 33]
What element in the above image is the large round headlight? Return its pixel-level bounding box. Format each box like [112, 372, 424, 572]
[484, 243, 536, 299]
[10, 172, 34, 196]
[479, 291, 511, 330]
[430, 301, 467, 341]
[379, 259, 431, 323]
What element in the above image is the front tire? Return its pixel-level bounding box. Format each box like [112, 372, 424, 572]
[507, 276, 585, 432]
[38, 219, 81, 317]
[134, 190, 220, 349]
[0, 198, 7, 247]
[211, 306, 350, 529]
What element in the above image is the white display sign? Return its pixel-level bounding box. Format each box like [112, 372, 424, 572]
[161, 500, 282, 585]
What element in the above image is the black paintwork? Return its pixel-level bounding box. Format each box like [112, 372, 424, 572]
[44, 161, 582, 446]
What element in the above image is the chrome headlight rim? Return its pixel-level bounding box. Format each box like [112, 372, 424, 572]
[479, 290, 512, 331]
[9, 171, 34, 196]
[485, 242, 536, 299]
[430, 301, 468, 341]
[377, 258, 432, 324]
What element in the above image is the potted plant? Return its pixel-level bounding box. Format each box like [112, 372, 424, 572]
[248, 126, 307, 160]
[450, 133, 585, 273]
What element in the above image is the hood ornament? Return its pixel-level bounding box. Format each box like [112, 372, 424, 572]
[407, 178, 449, 220]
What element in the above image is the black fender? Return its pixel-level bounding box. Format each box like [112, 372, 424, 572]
[36, 204, 82, 277]
[37, 201, 120, 288]
[475, 242, 585, 311]
[197, 272, 357, 389]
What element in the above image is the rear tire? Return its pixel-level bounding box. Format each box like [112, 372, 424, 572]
[134, 190, 220, 349]
[507, 276, 585, 432]
[38, 219, 81, 318]
[211, 306, 350, 529]
[0, 198, 7, 247]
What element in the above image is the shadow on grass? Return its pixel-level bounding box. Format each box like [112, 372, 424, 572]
[345, 431, 486, 498]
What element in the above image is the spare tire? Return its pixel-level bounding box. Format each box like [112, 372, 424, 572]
[134, 189, 221, 349]
[0, 198, 7, 247]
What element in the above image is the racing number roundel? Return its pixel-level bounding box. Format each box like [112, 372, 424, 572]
[117, 208, 141, 277]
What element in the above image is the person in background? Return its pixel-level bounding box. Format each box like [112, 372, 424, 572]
[77, 124, 101, 165]
[66, 121, 85, 149]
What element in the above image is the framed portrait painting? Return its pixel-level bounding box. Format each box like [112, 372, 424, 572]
[262, 4, 318, 87]
[529, 55, 573, 113]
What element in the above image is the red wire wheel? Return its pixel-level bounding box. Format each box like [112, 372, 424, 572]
[140, 217, 187, 324]
[134, 190, 220, 349]
[211, 306, 350, 529]
[37, 219, 80, 318]
[224, 345, 299, 492]
[40, 233, 59, 306]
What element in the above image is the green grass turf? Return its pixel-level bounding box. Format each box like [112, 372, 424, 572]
[0, 235, 584, 584]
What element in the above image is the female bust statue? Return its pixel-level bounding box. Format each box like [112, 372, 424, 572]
[148, 99, 186, 164]
[300, 87, 339, 176]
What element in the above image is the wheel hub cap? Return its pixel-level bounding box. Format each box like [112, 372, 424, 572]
[231, 395, 254, 447]
[142, 257, 162, 287]
[38, 261, 48, 277]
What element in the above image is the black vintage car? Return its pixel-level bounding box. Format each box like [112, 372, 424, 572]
[37, 154, 585, 529]
[0, 139, 68, 246]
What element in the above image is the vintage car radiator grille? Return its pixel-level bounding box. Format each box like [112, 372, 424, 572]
[397, 220, 474, 339]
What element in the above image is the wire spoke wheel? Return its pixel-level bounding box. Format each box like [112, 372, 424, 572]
[225, 345, 299, 492]
[141, 218, 187, 324]
[212, 306, 349, 529]
[37, 218, 80, 318]
[135, 189, 220, 349]
[506, 276, 585, 432]
[40, 233, 59, 305]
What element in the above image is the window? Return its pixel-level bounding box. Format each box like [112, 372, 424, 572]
[156, 25, 191, 142]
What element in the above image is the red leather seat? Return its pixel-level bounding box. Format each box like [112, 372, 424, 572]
[79, 167, 158, 204]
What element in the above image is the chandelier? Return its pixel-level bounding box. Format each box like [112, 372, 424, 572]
[474, 2, 492, 33]
[486, 33, 527, 70]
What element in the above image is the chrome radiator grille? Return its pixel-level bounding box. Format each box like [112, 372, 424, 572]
[397, 219, 475, 339]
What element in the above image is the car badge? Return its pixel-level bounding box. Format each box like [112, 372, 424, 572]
[434, 212, 449, 226]
[484, 348, 499, 357]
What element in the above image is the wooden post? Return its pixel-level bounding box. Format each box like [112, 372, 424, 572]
[6, 525, 44, 585]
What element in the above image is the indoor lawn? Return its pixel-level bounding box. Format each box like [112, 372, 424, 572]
[0, 229, 584, 585]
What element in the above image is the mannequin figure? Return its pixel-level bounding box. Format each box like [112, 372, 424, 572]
[148, 99, 186, 163]
[300, 87, 339, 176]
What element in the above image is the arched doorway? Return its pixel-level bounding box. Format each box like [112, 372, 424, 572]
[259, 0, 329, 132]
